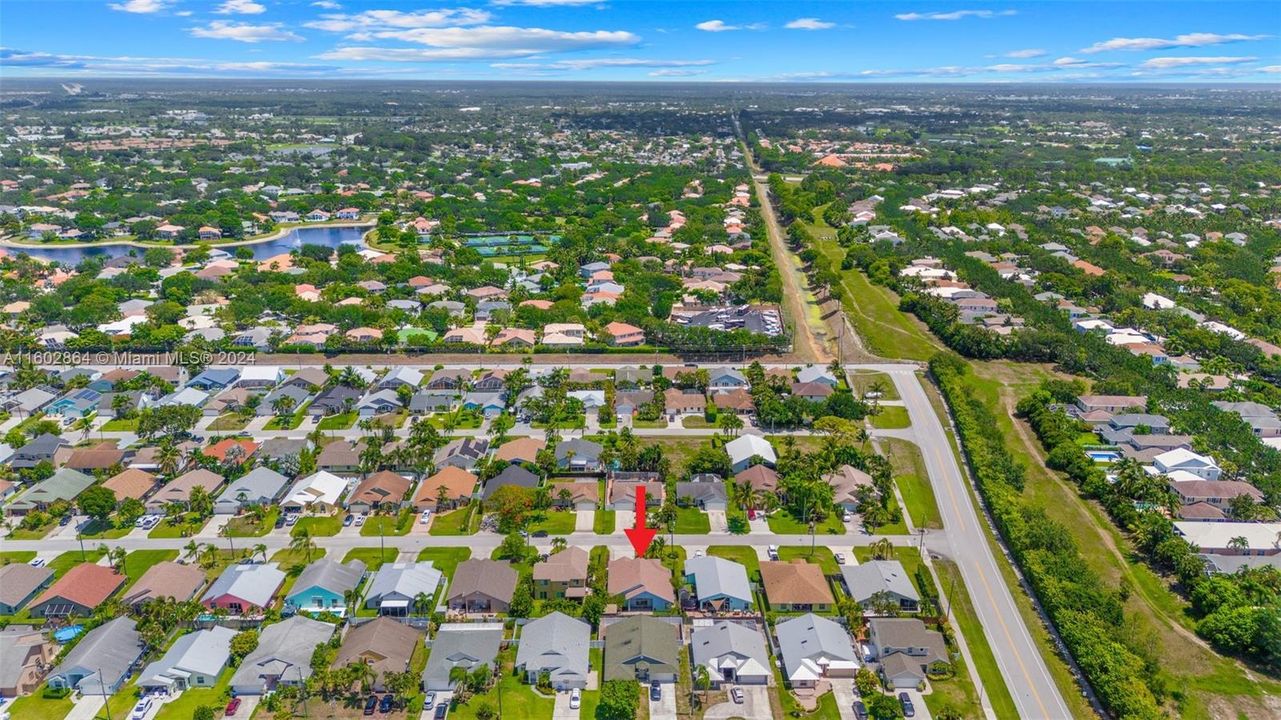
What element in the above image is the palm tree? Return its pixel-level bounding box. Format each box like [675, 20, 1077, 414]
[551, 536, 568, 554]
[413, 591, 432, 618]
[693, 665, 710, 707]
[1227, 535, 1250, 551]
[870, 537, 894, 561]
[291, 527, 317, 562]
[253, 543, 268, 563]
[183, 540, 200, 561]
[157, 443, 181, 478]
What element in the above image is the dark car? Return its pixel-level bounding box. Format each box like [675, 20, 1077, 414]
[363, 695, 377, 715]
[274, 515, 286, 529]
[433, 703, 448, 719]
[853, 700, 868, 720]
[343, 514, 354, 527]
[650, 682, 661, 701]
[531, 529, 549, 538]
[898, 692, 915, 718]
[378, 695, 393, 713]
[59, 514, 72, 526]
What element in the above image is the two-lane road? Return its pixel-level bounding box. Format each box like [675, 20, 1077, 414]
[873, 365, 1073, 720]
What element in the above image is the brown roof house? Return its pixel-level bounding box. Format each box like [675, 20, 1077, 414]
[29, 563, 126, 618]
[533, 546, 591, 601]
[101, 468, 159, 502]
[346, 471, 411, 514]
[447, 559, 518, 614]
[551, 480, 599, 511]
[494, 437, 545, 465]
[824, 465, 876, 511]
[664, 388, 706, 419]
[333, 617, 422, 692]
[121, 561, 206, 609]
[0, 628, 55, 696]
[0, 563, 54, 614]
[63, 442, 125, 472]
[759, 560, 835, 612]
[735, 465, 779, 493]
[317, 440, 363, 475]
[607, 558, 675, 611]
[412, 466, 477, 510]
[868, 618, 950, 689]
[146, 468, 224, 513]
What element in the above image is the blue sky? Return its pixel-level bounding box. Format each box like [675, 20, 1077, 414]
[2, 1, 1279, 81]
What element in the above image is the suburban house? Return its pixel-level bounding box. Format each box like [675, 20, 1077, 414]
[63, 442, 125, 472]
[138, 626, 236, 694]
[146, 468, 223, 514]
[826, 465, 876, 512]
[28, 563, 125, 618]
[602, 321, 646, 346]
[435, 437, 489, 471]
[515, 611, 592, 690]
[5, 467, 94, 515]
[46, 617, 144, 695]
[607, 479, 664, 512]
[675, 480, 729, 511]
[532, 546, 590, 601]
[840, 561, 921, 613]
[607, 557, 675, 611]
[8, 433, 66, 471]
[495, 436, 546, 465]
[447, 559, 518, 613]
[230, 615, 335, 696]
[775, 613, 859, 688]
[690, 621, 771, 687]
[202, 563, 286, 615]
[482, 464, 540, 500]
[708, 368, 749, 392]
[1153, 448, 1222, 480]
[555, 438, 603, 473]
[213, 466, 289, 514]
[363, 562, 443, 616]
[868, 618, 950, 689]
[346, 471, 411, 514]
[725, 435, 777, 473]
[0, 563, 53, 614]
[1169, 480, 1264, 510]
[1173, 521, 1281, 555]
[102, 468, 159, 503]
[316, 440, 362, 475]
[283, 471, 348, 513]
[736, 465, 779, 493]
[421, 623, 503, 692]
[0, 628, 54, 696]
[759, 561, 835, 612]
[664, 388, 706, 418]
[333, 617, 422, 692]
[603, 615, 679, 683]
[412, 466, 478, 509]
[286, 559, 367, 616]
[684, 556, 754, 611]
[121, 561, 206, 609]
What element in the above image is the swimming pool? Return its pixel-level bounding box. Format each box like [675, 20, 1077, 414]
[1087, 450, 1121, 463]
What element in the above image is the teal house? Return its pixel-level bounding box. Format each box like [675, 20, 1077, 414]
[285, 559, 366, 616]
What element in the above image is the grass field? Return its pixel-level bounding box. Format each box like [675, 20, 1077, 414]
[594, 509, 616, 534]
[767, 510, 846, 535]
[880, 437, 943, 530]
[223, 507, 277, 537]
[428, 505, 478, 536]
[672, 506, 711, 534]
[100, 418, 139, 431]
[123, 549, 178, 582]
[360, 509, 414, 536]
[148, 515, 208, 538]
[0, 550, 37, 564]
[776, 545, 839, 575]
[848, 370, 900, 401]
[707, 545, 762, 581]
[8, 687, 74, 720]
[291, 514, 342, 537]
[528, 509, 577, 535]
[869, 405, 911, 429]
[343, 547, 399, 570]
[208, 413, 251, 431]
[417, 547, 471, 577]
[317, 411, 357, 430]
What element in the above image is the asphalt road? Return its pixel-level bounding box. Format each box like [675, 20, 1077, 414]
[875, 365, 1073, 720]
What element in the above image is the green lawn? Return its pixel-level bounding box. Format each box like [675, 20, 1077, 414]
[100, 418, 139, 431]
[848, 370, 900, 401]
[869, 405, 911, 429]
[767, 510, 846, 535]
[707, 545, 761, 581]
[777, 546, 840, 575]
[360, 509, 414, 536]
[632, 418, 668, 429]
[0, 550, 37, 564]
[148, 515, 208, 538]
[291, 514, 342, 537]
[7, 523, 57, 540]
[76, 518, 132, 540]
[317, 411, 356, 430]
[680, 416, 714, 429]
[208, 413, 252, 431]
[264, 402, 309, 430]
[123, 549, 178, 582]
[428, 505, 478, 536]
[223, 508, 278, 537]
[416, 547, 471, 577]
[672, 506, 710, 534]
[881, 438, 942, 530]
[8, 686, 74, 720]
[593, 509, 616, 534]
[446, 650, 553, 720]
[528, 509, 577, 535]
[770, 665, 842, 720]
[49, 548, 105, 577]
[343, 547, 399, 571]
[153, 667, 232, 720]
[271, 547, 326, 571]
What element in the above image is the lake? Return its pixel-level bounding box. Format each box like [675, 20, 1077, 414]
[5, 224, 371, 265]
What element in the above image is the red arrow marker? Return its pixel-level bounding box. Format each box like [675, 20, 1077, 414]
[623, 484, 657, 556]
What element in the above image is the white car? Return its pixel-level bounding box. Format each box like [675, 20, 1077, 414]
[129, 697, 153, 720]
[767, 544, 779, 560]
[420, 510, 432, 524]
[354, 514, 366, 527]
[569, 689, 581, 710]
[835, 553, 846, 565]
[27, 558, 45, 568]
[842, 511, 853, 523]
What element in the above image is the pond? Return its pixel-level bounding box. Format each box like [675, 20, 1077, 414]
[5, 224, 371, 265]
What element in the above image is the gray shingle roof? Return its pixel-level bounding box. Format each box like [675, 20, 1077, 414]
[422, 623, 503, 691]
[138, 626, 236, 688]
[515, 612, 591, 685]
[51, 617, 143, 694]
[684, 556, 752, 606]
[231, 616, 334, 693]
[839, 561, 920, 605]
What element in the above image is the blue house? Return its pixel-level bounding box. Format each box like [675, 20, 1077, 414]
[285, 559, 366, 616]
[684, 556, 754, 611]
[188, 368, 240, 391]
[47, 388, 102, 419]
[462, 392, 505, 418]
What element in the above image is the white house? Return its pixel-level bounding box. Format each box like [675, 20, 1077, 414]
[283, 471, 348, 512]
[1153, 448, 1221, 481]
[725, 435, 777, 473]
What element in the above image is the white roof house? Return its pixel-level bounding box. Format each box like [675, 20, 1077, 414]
[1153, 448, 1221, 481]
[725, 435, 777, 473]
[283, 471, 348, 511]
[1174, 521, 1281, 555]
[236, 365, 285, 387]
[138, 626, 236, 692]
[690, 621, 771, 687]
[775, 613, 859, 687]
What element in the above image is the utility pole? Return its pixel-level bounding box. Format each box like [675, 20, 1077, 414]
[97, 670, 113, 720]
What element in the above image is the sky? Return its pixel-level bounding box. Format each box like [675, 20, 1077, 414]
[1, 1, 1279, 82]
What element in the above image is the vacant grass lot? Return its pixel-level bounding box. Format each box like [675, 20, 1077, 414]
[767, 510, 846, 536]
[528, 509, 577, 535]
[317, 411, 356, 430]
[672, 506, 710, 534]
[776, 545, 839, 575]
[291, 514, 342, 537]
[360, 509, 414, 536]
[880, 437, 943, 530]
[417, 547, 471, 577]
[869, 405, 911, 429]
[428, 505, 478, 536]
[593, 509, 616, 534]
[343, 547, 398, 571]
[224, 508, 278, 537]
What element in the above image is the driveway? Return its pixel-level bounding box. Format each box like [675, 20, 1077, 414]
[552, 690, 579, 720]
[703, 685, 771, 720]
[226, 695, 259, 720]
[65, 696, 104, 720]
[647, 683, 677, 720]
[902, 689, 932, 720]
[830, 678, 859, 720]
[196, 515, 231, 539]
[706, 510, 728, 533]
[575, 510, 594, 532]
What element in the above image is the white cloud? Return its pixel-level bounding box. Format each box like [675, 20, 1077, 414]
[649, 68, 704, 77]
[492, 57, 712, 71]
[895, 9, 1016, 21]
[108, 0, 170, 13]
[1006, 48, 1045, 58]
[696, 20, 735, 32]
[319, 25, 638, 61]
[0, 47, 338, 75]
[311, 1, 341, 8]
[785, 18, 834, 30]
[1139, 55, 1256, 69]
[1082, 32, 1268, 53]
[304, 8, 490, 32]
[1262, 65, 1281, 73]
[215, 0, 266, 14]
[189, 21, 303, 43]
